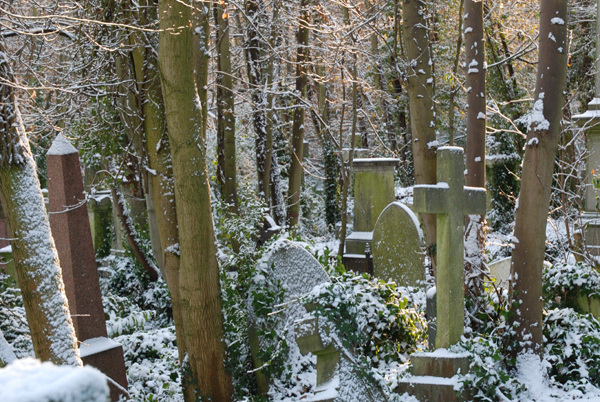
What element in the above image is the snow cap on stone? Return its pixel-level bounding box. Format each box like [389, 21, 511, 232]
[47, 134, 78, 156]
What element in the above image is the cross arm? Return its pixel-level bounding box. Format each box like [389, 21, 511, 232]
[413, 184, 449, 214]
[463, 187, 486, 215]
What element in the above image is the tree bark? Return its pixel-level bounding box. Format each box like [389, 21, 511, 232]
[287, 0, 311, 230]
[402, 0, 437, 267]
[158, 1, 233, 399]
[244, 0, 273, 207]
[464, 0, 487, 301]
[510, 0, 568, 355]
[214, 1, 239, 214]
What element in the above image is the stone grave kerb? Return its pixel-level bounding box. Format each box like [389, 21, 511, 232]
[413, 147, 486, 349]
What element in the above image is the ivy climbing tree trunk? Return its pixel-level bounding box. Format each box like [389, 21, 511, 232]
[0, 44, 81, 367]
[158, 1, 233, 400]
[510, 0, 569, 355]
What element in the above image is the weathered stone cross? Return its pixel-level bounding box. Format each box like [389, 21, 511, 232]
[413, 147, 486, 349]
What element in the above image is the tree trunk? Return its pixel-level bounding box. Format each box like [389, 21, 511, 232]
[509, 0, 568, 355]
[287, 0, 311, 230]
[244, 0, 273, 206]
[464, 0, 487, 301]
[214, 1, 238, 214]
[0, 47, 80, 366]
[158, 1, 233, 399]
[402, 0, 437, 267]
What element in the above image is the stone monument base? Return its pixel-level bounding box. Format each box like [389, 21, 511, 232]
[344, 231, 372, 254]
[80, 337, 128, 402]
[396, 350, 470, 402]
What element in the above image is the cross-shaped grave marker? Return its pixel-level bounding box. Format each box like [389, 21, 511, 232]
[413, 147, 486, 349]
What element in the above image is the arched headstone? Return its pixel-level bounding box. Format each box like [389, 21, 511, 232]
[372, 202, 425, 287]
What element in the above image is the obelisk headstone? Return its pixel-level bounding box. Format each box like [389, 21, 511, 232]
[47, 134, 127, 401]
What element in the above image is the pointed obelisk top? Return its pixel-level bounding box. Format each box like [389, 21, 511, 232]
[47, 133, 78, 156]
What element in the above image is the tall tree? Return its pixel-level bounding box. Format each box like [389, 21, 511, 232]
[214, 1, 239, 215]
[402, 0, 437, 266]
[287, 0, 311, 229]
[464, 0, 487, 299]
[510, 0, 569, 355]
[0, 42, 81, 367]
[158, 0, 233, 399]
[244, 0, 273, 209]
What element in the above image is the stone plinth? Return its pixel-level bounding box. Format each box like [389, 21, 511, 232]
[352, 158, 397, 232]
[344, 158, 397, 259]
[47, 134, 128, 401]
[396, 350, 470, 401]
[80, 337, 128, 401]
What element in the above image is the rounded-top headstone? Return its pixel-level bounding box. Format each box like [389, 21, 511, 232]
[247, 240, 331, 394]
[372, 202, 425, 287]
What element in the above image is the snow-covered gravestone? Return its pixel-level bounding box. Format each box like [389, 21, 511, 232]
[372, 202, 425, 287]
[413, 147, 486, 349]
[46, 134, 128, 401]
[247, 240, 330, 395]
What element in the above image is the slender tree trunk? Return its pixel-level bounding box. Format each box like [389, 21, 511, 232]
[244, 0, 273, 206]
[402, 0, 437, 267]
[312, 62, 340, 228]
[287, 0, 311, 230]
[510, 0, 568, 355]
[127, 0, 187, 364]
[158, 1, 233, 399]
[214, 1, 239, 214]
[0, 46, 80, 366]
[464, 0, 487, 301]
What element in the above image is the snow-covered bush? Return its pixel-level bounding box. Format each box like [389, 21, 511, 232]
[0, 273, 32, 359]
[543, 262, 600, 309]
[544, 308, 600, 391]
[306, 273, 426, 365]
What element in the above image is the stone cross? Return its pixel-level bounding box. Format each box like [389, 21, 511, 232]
[47, 134, 128, 401]
[413, 147, 486, 349]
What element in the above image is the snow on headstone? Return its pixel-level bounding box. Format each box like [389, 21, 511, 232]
[0, 358, 109, 402]
[247, 240, 330, 395]
[47, 134, 78, 156]
[46, 135, 128, 401]
[372, 202, 425, 287]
